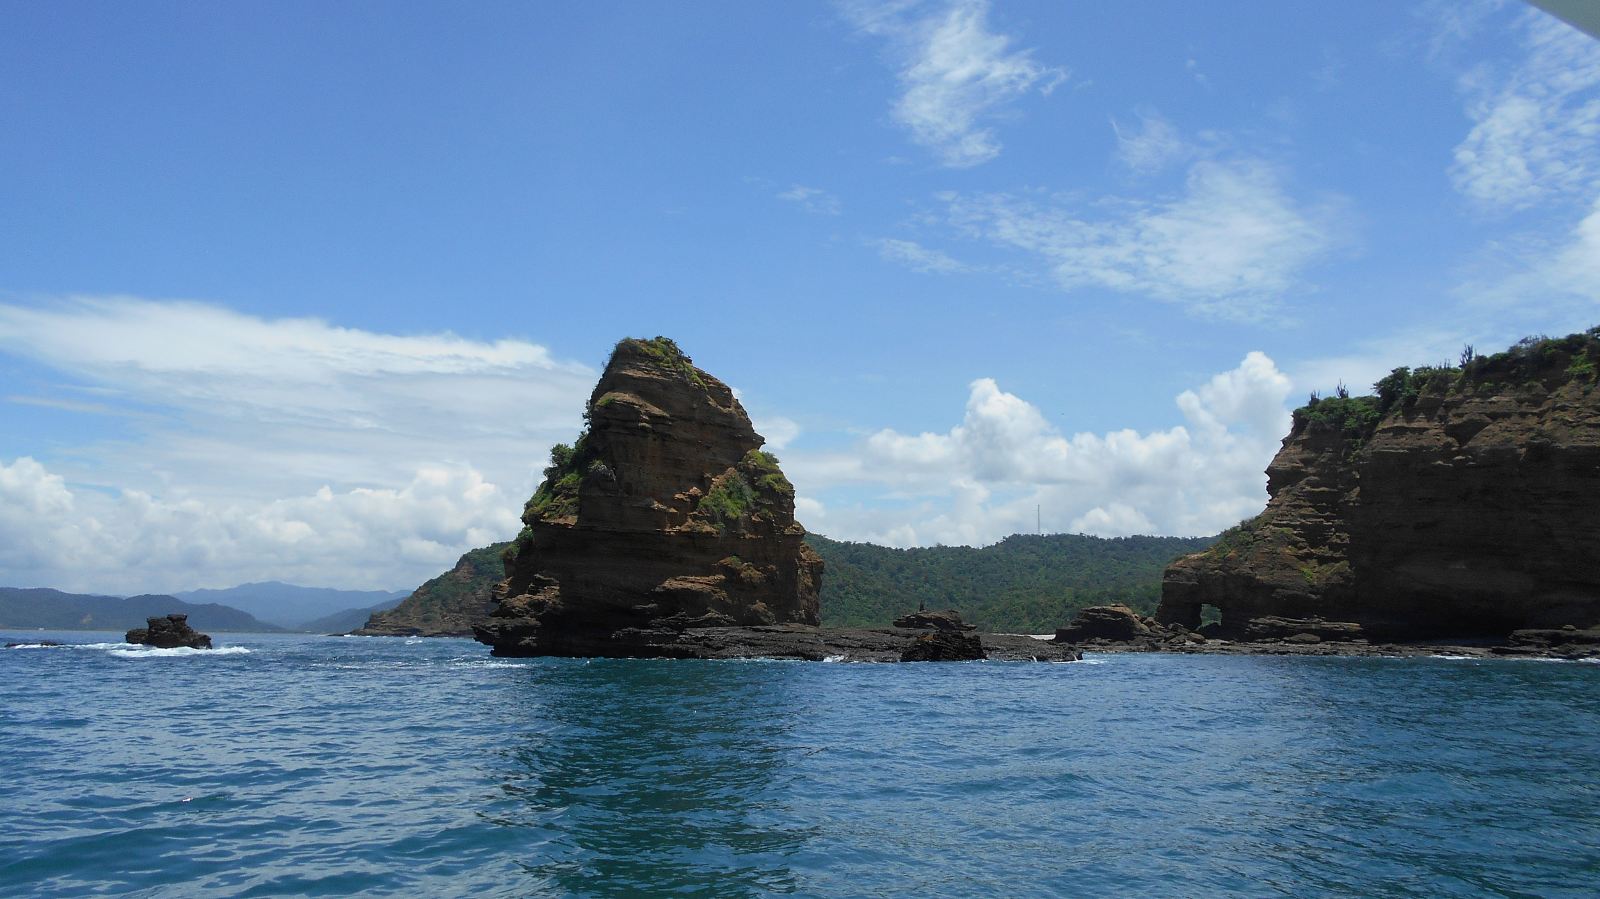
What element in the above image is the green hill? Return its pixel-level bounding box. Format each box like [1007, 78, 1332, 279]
[811, 533, 1215, 633]
[357, 532, 1215, 636]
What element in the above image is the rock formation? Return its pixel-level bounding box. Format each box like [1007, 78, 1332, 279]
[1159, 328, 1600, 640]
[892, 608, 976, 631]
[126, 614, 212, 649]
[474, 337, 823, 657]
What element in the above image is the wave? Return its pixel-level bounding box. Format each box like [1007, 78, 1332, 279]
[106, 645, 253, 658]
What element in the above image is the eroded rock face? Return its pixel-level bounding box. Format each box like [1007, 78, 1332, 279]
[474, 338, 823, 657]
[1159, 329, 1600, 640]
[126, 614, 212, 649]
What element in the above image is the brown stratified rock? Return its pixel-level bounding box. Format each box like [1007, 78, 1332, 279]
[125, 614, 212, 649]
[473, 338, 823, 657]
[1243, 616, 1364, 643]
[900, 630, 985, 661]
[892, 608, 976, 631]
[1159, 328, 1600, 641]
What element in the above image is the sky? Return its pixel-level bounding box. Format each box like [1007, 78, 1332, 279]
[1, 0, 1597, 594]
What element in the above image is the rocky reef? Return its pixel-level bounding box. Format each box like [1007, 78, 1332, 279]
[473, 337, 823, 657]
[1159, 328, 1600, 643]
[126, 614, 212, 649]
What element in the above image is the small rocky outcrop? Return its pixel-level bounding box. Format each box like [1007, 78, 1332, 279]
[474, 337, 823, 657]
[1160, 328, 1600, 641]
[126, 614, 212, 649]
[1053, 605, 1151, 642]
[1242, 616, 1363, 643]
[892, 608, 976, 631]
[901, 630, 985, 661]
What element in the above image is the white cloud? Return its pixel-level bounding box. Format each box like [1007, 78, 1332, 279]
[874, 237, 970, 274]
[841, 0, 1066, 167]
[0, 296, 598, 590]
[785, 352, 1293, 546]
[1450, 10, 1600, 212]
[0, 456, 519, 594]
[1111, 110, 1189, 174]
[776, 184, 843, 216]
[944, 159, 1347, 318]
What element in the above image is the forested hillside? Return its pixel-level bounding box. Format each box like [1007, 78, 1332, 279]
[811, 533, 1215, 633]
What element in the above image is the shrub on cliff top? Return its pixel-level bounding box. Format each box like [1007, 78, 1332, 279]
[619, 335, 706, 387]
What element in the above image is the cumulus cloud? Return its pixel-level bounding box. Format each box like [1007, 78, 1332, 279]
[0, 456, 519, 594]
[841, 0, 1066, 167]
[944, 160, 1347, 318]
[785, 351, 1293, 547]
[874, 237, 970, 274]
[1450, 10, 1600, 212]
[0, 296, 597, 591]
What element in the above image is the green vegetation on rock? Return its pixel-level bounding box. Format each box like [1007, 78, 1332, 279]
[622, 335, 705, 387]
[1295, 326, 1600, 441]
[362, 542, 510, 635]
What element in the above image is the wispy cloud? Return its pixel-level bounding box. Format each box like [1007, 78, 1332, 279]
[1110, 109, 1189, 174]
[0, 296, 597, 591]
[943, 159, 1349, 319]
[841, 0, 1066, 167]
[1450, 9, 1600, 212]
[776, 184, 843, 216]
[873, 237, 970, 274]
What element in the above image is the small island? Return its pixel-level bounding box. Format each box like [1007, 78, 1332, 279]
[125, 613, 213, 650]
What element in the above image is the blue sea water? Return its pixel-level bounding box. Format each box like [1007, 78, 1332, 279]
[2, 632, 1598, 897]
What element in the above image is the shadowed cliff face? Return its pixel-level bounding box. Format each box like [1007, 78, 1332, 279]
[474, 338, 823, 657]
[1160, 329, 1600, 639]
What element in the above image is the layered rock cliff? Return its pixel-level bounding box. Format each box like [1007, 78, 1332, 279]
[1159, 328, 1600, 639]
[473, 337, 824, 657]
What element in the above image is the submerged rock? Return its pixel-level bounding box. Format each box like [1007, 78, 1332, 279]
[474, 337, 823, 658]
[1159, 328, 1600, 642]
[126, 614, 212, 649]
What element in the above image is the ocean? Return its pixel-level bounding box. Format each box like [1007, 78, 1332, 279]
[2, 631, 1597, 897]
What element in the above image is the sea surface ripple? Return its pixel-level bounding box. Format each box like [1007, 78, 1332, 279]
[2, 632, 1598, 897]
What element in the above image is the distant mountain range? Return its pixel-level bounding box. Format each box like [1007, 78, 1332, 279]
[0, 581, 411, 634]
[0, 587, 285, 633]
[174, 582, 409, 629]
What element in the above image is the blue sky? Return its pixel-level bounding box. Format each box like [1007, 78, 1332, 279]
[1, 0, 1597, 593]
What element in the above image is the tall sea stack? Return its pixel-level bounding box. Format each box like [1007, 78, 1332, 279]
[474, 337, 823, 657]
[1158, 328, 1600, 640]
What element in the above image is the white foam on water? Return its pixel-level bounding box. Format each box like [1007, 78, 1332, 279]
[5, 643, 62, 650]
[822, 655, 848, 663]
[107, 645, 252, 658]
